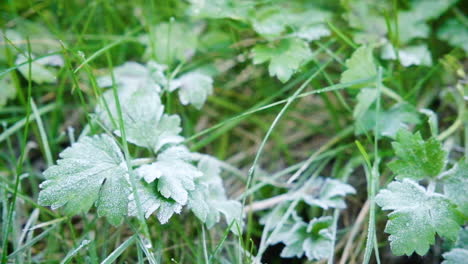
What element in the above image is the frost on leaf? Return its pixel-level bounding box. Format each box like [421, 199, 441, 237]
[343, 1, 388, 44]
[251, 5, 330, 40]
[0, 73, 16, 107]
[375, 179, 464, 256]
[140, 22, 198, 65]
[388, 130, 446, 180]
[381, 44, 432, 67]
[171, 72, 213, 109]
[136, 146, 202, 206]
[252, 38, 312, 83]
[340, 45, 376, 88]
[38, 134, 130, 226]
[97, 61, 164, 94]
[270, 215, 333, 261]
[128, 181, 182, 224]
[300, 177, 356, 209]
[188, 156, 242, 233]
[437, 19, 468, 53]
[96, 85, 183, 152]
[15, 54, 58, 84]
[443, 159, 468, 216]
[355, 103, 420, 138]
[442, 227, 468, 264]
[188, 0, 253, 20]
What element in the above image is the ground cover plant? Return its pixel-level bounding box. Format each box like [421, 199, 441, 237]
[0, 0, 467, 263]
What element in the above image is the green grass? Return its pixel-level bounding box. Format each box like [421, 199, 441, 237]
[1, 0, 467, 263]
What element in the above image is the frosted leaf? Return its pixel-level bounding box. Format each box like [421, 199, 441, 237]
[442, 248, 468, 264]
[0, 72, 16, 107]
[301, 177, 356, 210]
[443, 159, 468, 216]
[293, 24, 330, 42]
[97, 61, 163, 94]
[252, 38, 312, 83]
[38, 134, 130, 225]
[96, 86, 183, 152]
[340, 45, 376, 88]
[388, 130, 445, 180]
[437, 19, 468, 53]
[375, 179, 464, 256]
[188, 0, 253, 20]
[136, 146, 202, 205]
[15, 54, 57, 84]
[140, 22, 198, 65]
[271, 215, 333, 261]
[353, 88, 378, 120]
[381, 44, 432, 67]
[171, 72, 213, 109]
[251, 5, 330, 39]
[355, 103, 421, 138]
[128, 181, 182, 224]
[188, 156, 242, 233]
[343, 1, 388, 44]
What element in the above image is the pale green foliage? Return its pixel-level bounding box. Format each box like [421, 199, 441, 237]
[136, 146, 201, 205]
[388, 130, 446, 180]
[442, 227, 468, 263]
[251, 5, 330, 40]
[438, 19, 468, 53]
[252, 38, 312, 82]
[96, 85, 183, 152]
[188, 156, 242, 232]
[129, 181, 183, 224]
[375, 179, 464, 256]
[381, 44, 432, 67]
[140, 22, 198, 65]
[171, 72, 213, 109]
[15, 54, 58, 84]
[353, 88, 378, 120]
[300, 177, 356, 209]
[188, 0, 253, 20]
[342, 0, 388, 44]
[38, 134, 130, 226]
[0, 73, 16, 107]
[443, 159, 468, 216]
[356, 103, 420, 138]
[340, 45, 376, 87]
[442, 248, 468, 264]
[270, 214, 333, 261]
[97, 61, 164, 93]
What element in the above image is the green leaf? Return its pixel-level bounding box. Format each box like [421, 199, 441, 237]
[38, 134, 130, 225]
[381, 44, 432, 67]
[171, 72, 213, 109]
[96, 85, 183, 152]
[353, 88, 378, 120]
[356, 103, 421, 138]
[128, 181, 182, 224]
[300, 177, 356, 209]
[443, 159, 468, 216]
[438, 19, 468, 53]
[442, 248, 468, 264]
[342, 1, 388, 44]
[97, 61, 164, 93]
[16, 54, 57, 84]
[388, 130, 446, 180]
[251, 5, 330, 40]
[252, 38, 312, 82]
[340, 45, 376, 88]
[188, 156, 242, 233]
[188, 0, 254, 20]
[271, 215, 333, 261]
[140, 22, 198, 65]
[0, 72, 16, 107]
[136, 146, 202, 206]
[375, 179, 464, 256]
